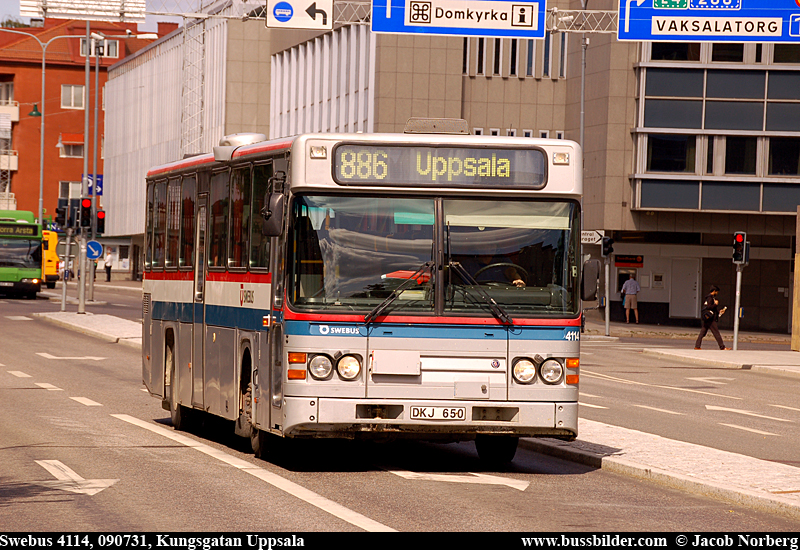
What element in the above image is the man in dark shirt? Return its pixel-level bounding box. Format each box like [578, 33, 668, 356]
[694, 285, 730, 350]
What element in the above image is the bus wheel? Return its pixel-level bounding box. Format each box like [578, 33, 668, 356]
[245, 382, 268, 458]
[166, 344, 189, 430]
[46, 282, 55, 289]
[475, 434, 519, 465]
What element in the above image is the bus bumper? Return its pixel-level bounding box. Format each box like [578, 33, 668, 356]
[0, 279, 41, 295]
[281, 397, 578, 441]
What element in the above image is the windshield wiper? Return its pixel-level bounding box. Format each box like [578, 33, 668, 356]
[449, 261, 513, 325]
[364, 261, 433, 325]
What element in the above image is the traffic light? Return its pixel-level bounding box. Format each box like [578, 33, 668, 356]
[601, 236, 614, 258]
[55, 206, 66, 227]
[733, 231, 746, 264]
[96, 210, 105, 234]
[80, 198, 92, 227]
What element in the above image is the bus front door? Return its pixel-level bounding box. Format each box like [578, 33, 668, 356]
[192, 197, 207, 409]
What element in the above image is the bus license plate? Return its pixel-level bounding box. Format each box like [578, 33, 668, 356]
[410, 406, 466, 421]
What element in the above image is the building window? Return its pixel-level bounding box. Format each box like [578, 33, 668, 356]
[768, 137, 800, 176]
[711, 43, 744, 63]
[507, 129, 516, 137]
[490, 128, 500, 136]
[773, 44, 800, 64]
[0, 82, 13, 104]
[650, 42, 700, 61]
[80, 38, 119, 58]
[556, 131, 565, 139]
[59, 144, 84, 158]
[724, 137, 757, 175]
[473, 128, 483, 136]
[462, 37, 469, 75]
[559, 33, 568, 78]
[509, 39, 518, 77]
[476, 38, 485, 75]
[523, 129, 533, 138]
[493, 38, 502, 76]
[539, 130, 549, 138]
[543, 31, 551, 78]
[647, 135, 696, 173]
[640, 180, 699, 209]
[59, 181, 82, 199]
[526, 40, 535, 77]
[61, 85, 84, 109]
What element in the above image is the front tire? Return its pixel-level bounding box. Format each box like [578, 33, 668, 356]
[475, 434, 519, 465]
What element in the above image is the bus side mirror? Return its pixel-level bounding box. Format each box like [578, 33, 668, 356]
[261, 193, 284, 237]
[582, 259, 600, 301]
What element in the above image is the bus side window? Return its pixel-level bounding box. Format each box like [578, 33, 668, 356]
[145, 182, 154, 271]
[249, 163, 272, 269]
[166, 177, 181, 268]
[179, 175, 196, 268]
[208, 170, 230, 268]
[228, 166, 251, 269]
[153, 180, 167, 269]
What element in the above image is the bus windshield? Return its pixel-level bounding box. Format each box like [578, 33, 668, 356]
[288, 196, 579, 318]
[0, 238, 42, 268]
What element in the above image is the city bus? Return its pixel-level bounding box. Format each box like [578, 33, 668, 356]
[41, 229, 60, 288]
[142, 121, 597, 463]
[0, 210, 42, 299]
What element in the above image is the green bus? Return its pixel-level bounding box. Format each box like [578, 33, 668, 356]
[0, 210, 42, 299]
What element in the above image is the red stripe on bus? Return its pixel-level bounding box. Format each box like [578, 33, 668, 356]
[147, 154, 215, 177]
[206, 271, 272, 284]
[283, 309, 580, 326]
[232, 139, 294, 158]
[144, 270, 194, 281]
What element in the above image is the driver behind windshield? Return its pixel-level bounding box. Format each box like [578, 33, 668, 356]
[460, 241, 526, 288]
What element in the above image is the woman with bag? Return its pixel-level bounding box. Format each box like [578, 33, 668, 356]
[695, 285, 730, 350]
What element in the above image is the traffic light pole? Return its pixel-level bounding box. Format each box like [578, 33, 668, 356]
[77, 21, 91, 315]
[60, 226, 72, 312]
[733, 264, 743, 351]
[605, 257, 611, 337]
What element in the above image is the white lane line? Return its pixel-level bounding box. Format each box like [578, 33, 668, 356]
[8, 371, 31, 378]
[35, 383, 63, 391]
[719, 423, 779, 436]
[112, 414, 396, 532]
[705, 405, 792, 423]
[583, 369, 742, 400]
[37, 353, 106, 361]
[111, 303, 132, 307]
[579, 392, 602, 398]
[579, 402, 608, 409]
[632, 404, 684, 416]
[69, 397, 102, 407]
[5, 316, 32, 321]
[770, 404, 800, 413]
[140, 388, 148, 392]
[687, 377, 734, 385]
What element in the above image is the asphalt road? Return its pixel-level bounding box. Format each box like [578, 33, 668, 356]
[2, 292, 800, 531]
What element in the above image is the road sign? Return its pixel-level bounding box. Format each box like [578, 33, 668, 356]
[84, 174, 103, 196]
[86, 240, 103, 260]
[267, 0, 333, 29]
[372, 0, 547, 38]
[581, 230, 605, 245]
[618, 0, 800, 42]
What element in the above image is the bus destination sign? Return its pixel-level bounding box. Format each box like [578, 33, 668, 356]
[0, 223, 37, 237]
[333, 144, 547, 188]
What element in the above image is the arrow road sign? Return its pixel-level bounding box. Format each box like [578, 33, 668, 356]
[267, 0, 333, 29]
[86, 240, 103, 260]
[35, 460, 118, 496]
[581, 230, 605, 245]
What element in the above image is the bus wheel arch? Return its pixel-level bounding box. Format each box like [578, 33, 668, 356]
[164, 328, 189, 430]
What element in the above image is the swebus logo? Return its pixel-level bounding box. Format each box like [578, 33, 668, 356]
[318, 325, 362, 335]
[240, 285, 255, 306]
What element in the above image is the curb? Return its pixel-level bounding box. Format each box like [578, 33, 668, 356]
[581, 335, 620, 342]
[640, 349, 800, 379]
[32, 312, 120, 344]
[521, 438, 800, 522]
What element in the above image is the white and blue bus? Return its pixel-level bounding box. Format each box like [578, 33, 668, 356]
[142, 120, 596, 463]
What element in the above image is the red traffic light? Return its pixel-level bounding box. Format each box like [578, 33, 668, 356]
[97, 210, 106, 219]
[735, 234, 744, 242]
[81, 198, 92, 208]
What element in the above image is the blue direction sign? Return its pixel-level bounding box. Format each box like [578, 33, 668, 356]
[86, 240, 103, 260]
[84, 174, 103, 196]
[619, 0, 800, 42]
[372, 0, 547, 38]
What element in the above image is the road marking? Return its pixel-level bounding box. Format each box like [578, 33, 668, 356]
[388, 470, 529, 491]
[705, 405, 792, 423]
[69, 397, 102, 407]
[718, 424, 779, 436]
[36, 353, 106, 361]
[111, 303, 131, 307]
[35, 460, 118, 495]
[8, 371, 31, 378]
[582, 369, 742, 400]
[579, 402, 608, 409]
[687, 377, 735, 385]
[5, 316, 32, 321]
[140, 388, 149, 392]
[112, 414, 396, 532]
[632, 404, 684, 416]
[579, 392, 602, 398]
[35, 383, 63, 391]
[770, 404, 800, 413]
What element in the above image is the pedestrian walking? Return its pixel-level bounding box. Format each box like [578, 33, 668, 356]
[620, 273, 641, 324]
[695, 285, 730, 350]
[104, 251, 112, 282]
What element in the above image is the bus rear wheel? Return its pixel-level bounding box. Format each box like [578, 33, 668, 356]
[166, 343, 190, 430]
[475, 434, 519, 465]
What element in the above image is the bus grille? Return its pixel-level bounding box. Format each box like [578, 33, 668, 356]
[142, 293, 151, 316]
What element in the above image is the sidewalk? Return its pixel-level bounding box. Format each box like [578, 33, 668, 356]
[29, 304, 800, 521]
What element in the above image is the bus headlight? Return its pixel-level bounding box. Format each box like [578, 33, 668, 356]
[337, 355, 361, 380]
[540, 359, 564, 384]
[308, 355, 333, 379]
[513, 358, 537, 384]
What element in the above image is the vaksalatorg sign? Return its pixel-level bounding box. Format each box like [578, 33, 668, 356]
[618, 0, 800, 43]
[372, 0, 547, 38]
